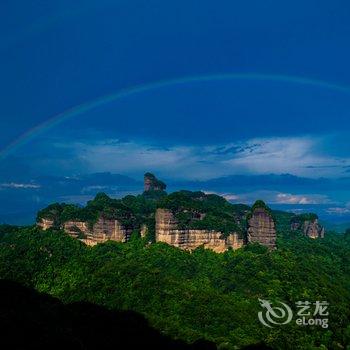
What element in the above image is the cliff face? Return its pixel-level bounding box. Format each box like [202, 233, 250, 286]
[155, 209, 243, 252]
[38, 218, 55, 230]
[36, 173, 324, 251]
[39, 217, 133, 246]
[63, 221, 89, 238]
[140, 224, 148, 238]
[247, 207, 276, 249]
[291, 219, 325, 239]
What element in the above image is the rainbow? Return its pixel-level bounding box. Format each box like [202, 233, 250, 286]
[1, 73, 350, 161]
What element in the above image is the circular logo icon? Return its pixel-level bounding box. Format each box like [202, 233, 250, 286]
[258, 299, 293, 328]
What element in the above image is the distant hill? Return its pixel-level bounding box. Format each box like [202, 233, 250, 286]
[323, 221, 350, 233]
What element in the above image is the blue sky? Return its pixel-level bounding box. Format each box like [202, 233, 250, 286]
[1, 0, 350, 224]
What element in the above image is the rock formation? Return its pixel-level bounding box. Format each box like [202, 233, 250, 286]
[63, 221, 89, 237]
[140, 224, 148, 238]
[39, 216, 133, 246]
[155, 209, 243, 253]
[144, 172, 166, 192]
[37, 173, 324, 251]
[291, 216, 325, 239]
[37, 218, 55, 230]
[247, 201, 276, 249]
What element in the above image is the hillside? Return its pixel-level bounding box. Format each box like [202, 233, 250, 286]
[36, 173, 325, 251]
[0, 225, 349, 349]
[0, 174, 347, 349]
[0, 279, 208, 350]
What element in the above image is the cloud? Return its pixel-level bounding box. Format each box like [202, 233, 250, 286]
[202, 190, 240, 201]
[222, 193, 241, 201]
[0, 182, 40, 189]
[7, 134, 350, 181]
[221, 137, 350, 178]
[62, 136, 349, 180]
[274, 193, 329, 205]
[201, 189, 330, 205]
[326, 207, 350, 215]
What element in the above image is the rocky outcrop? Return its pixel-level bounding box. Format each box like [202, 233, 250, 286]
[247, 203, 276, 249]
[63, 221, 89, 237]
[155, 209, 243, 252]
[39, 217, 133, 246]
[140, 224, 148, 238]
[144, 173, 166, 192]
[36, 172, 323, 252]
[37, 218, 55, 230]
[291, 218, 325, 239]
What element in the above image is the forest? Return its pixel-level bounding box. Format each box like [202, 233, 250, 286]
[0, 220, 349, 349]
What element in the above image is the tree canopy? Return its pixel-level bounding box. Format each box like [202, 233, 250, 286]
[0, 224, 349, 349]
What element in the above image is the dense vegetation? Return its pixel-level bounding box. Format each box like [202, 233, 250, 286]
[158, 191, 249, 236]
[37, 192, 158, 230]
[246, 199, 274, 221]
[7, 177, 350, 349]
[0, 279, 210, 349]
[0, 223, 349, 349]
[37, 190, 252, 237]
[291, 213, 319, 224]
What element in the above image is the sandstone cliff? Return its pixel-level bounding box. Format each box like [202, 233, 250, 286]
[37, 218, 55, 230]
[247, 201, 276, 249]
[36, 173, 324, 251]
[291, 216, 325, 239]
[155, 208, 243, 252]
[39, 216, 133, 246]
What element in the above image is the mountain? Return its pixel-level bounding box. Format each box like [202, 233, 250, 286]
[1, 172, 349, 226]
[0, 224, 349, 349]
[323, 221, 350, 233]
[0, 174, 347, 349]
[36, 173, 327, 251]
